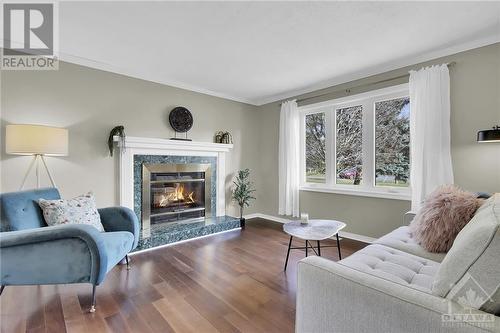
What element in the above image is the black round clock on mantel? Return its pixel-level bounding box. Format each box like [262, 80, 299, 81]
[169, 106, 193, 140]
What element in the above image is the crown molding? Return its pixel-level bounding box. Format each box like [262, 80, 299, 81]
[17, 33, 498, 107]
[255, 34, 500, 106]
[57, 52, 257, 106]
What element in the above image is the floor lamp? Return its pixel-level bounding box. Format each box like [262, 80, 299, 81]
[6, 124, 69, 190]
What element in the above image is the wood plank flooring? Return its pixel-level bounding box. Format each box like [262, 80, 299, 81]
[0, 219, 366, 333]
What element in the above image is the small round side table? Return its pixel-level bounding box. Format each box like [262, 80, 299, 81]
[283, 219, 346, 271]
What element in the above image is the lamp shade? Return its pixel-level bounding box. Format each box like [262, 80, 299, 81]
[6, 124, 68, 156]
[477, 126, 500, 143]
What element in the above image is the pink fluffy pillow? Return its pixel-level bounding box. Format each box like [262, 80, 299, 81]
[410, 185, 483, 253]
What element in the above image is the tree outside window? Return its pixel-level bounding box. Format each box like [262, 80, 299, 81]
[305, 113, 326, 183]
[336, 106, 363, 185]
[375, 97, 410, 187]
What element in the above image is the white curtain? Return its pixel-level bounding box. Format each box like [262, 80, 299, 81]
[279, 100, 300, 217]
[409, 64, 454, 211]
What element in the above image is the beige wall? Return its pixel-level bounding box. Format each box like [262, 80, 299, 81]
[1, 43, 499, 238]
[0, 61, 261, 217]
[257, 43, 500, 238]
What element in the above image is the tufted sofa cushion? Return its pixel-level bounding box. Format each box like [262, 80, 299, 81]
[375, 226, 447, 263]
[339, 244, 440, 293]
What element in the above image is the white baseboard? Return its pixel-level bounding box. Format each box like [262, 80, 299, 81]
[244, 213, 290, 223]
[244, 213, 376, 244]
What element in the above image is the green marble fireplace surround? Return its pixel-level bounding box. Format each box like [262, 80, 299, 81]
[116, 136, 239, 252]
[132, 154, 240, 252]
[133, 154, 218, 222]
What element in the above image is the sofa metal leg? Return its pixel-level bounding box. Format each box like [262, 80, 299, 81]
[284, 236, 293, 271]
[336, 234, 342, 260]
[125, 254, 131, 270]
[89, 285, 96, 313]
[0, 285, 5, 295]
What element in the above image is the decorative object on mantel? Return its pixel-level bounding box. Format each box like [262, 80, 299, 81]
[221, 131, 233, 144]
[232, 168, 256, 229]
[108, 125, 125, 156]
[169, 106, 193, 141]
[214, 131, 224, 143]
[300, 213, 309, 225]
[6, 124, 68, 189]
[214, 131, 233, 144]
[477, 125, 500, 142]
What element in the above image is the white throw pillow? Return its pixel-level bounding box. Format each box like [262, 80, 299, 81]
[38, 192, 104, 232]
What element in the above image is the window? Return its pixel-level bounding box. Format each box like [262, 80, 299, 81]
[336, 105, 363, 185]
[305, 113, 326, 183]
[375, 97, 410, 188]
[300, 84, 410, 200]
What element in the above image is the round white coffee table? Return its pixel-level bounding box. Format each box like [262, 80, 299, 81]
[283, 219, 346, 271]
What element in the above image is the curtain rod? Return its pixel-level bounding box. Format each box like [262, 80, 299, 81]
[283, 62, 456, 105]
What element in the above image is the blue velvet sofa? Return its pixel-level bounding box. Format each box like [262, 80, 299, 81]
[0, 188, 139, 312]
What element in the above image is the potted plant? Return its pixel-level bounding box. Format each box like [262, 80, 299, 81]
[232, 168, 256, 229]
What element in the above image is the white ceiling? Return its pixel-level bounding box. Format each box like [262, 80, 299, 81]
[56, 2, 500, 104]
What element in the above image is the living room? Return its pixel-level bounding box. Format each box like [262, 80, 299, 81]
[1, 1, 499, 332]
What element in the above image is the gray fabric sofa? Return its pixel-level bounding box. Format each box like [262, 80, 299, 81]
[296, 194, 500, 332]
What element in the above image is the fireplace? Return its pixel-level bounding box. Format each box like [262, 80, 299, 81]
[142, 163, 211, 233]
[116, 137, 236, 250]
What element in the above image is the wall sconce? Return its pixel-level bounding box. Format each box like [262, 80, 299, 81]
[477, 125, 500, 143]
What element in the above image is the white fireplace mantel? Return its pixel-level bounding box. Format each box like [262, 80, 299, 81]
[114, 136, 233, 216]
[114, 136, 233, 152]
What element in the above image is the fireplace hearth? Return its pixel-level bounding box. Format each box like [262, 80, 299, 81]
[142, 163, 211, 234]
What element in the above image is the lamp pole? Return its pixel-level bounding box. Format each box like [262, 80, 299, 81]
[19, 154, 57, 190]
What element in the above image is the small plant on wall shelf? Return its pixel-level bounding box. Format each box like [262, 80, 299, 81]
[232, 168, 256, 229]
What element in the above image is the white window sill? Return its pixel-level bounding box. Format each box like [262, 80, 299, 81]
[300, 185, 411, 201]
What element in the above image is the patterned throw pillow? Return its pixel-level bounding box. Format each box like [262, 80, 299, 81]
[38, 192, 104, 232]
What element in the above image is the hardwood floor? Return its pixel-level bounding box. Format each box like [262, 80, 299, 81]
[0, 219, 366, 333]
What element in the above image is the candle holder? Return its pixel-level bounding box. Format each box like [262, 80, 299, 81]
[300, 213, 309, 225]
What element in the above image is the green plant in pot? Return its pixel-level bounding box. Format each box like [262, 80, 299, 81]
[232, 168, 256, 229]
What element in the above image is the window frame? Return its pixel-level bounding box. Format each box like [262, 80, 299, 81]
[299, 84, 411, 201]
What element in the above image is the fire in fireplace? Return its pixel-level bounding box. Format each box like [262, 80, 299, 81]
[150, 171, 205, 222]
[142, 163, 211, 233]
[154, 183, 195, 207]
